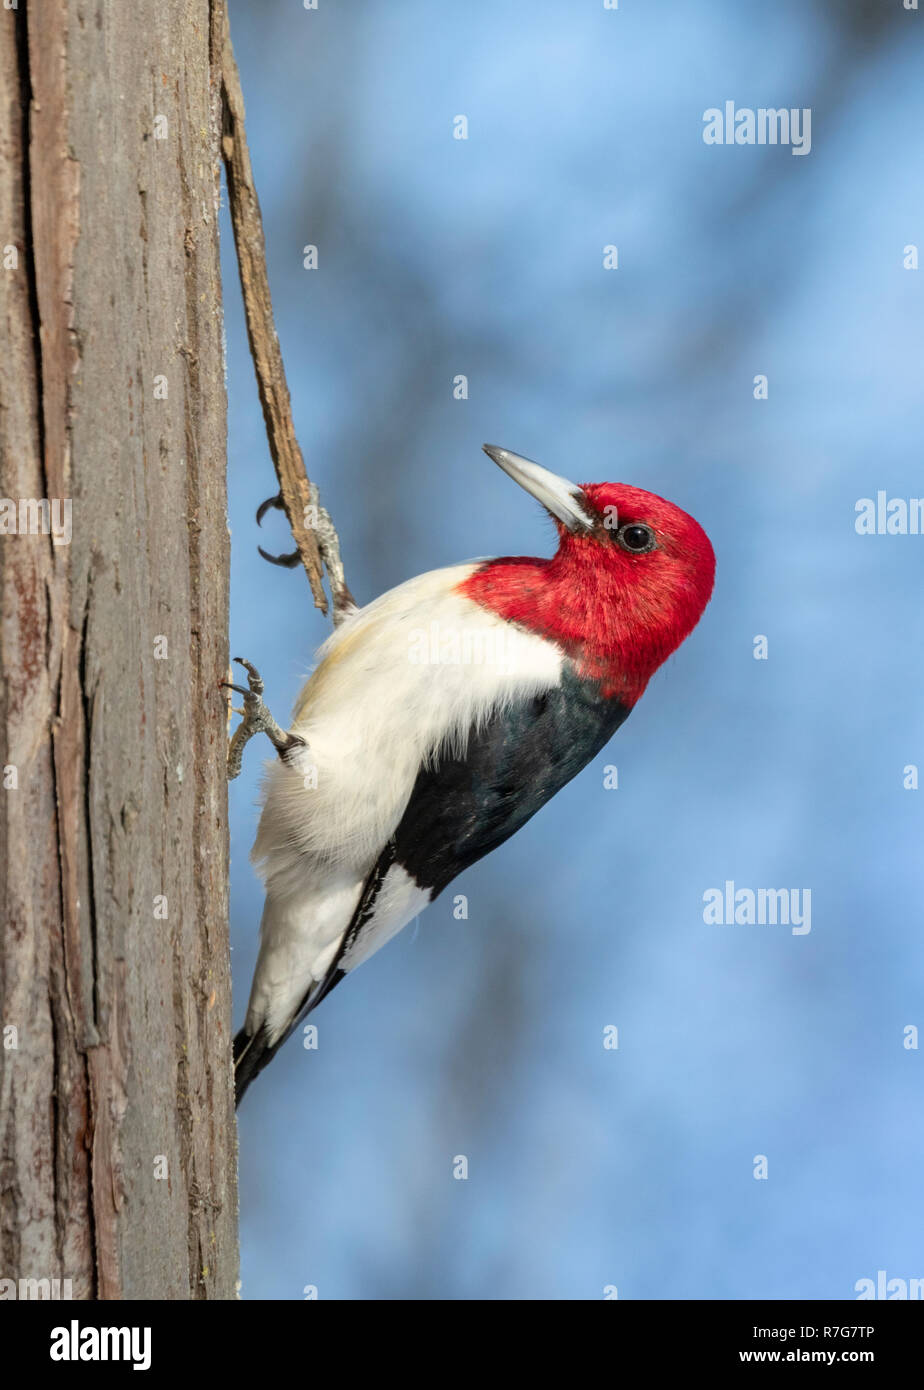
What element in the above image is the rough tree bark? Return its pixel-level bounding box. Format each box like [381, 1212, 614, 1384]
[0, 0, 238, 1299]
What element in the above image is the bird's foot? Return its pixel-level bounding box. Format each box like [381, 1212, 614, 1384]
[222, 657, 306, 780]
[255, 491, 357, 624]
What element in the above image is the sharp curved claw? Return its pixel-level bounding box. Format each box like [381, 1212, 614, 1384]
[256, 495, 301, 566]
[255, 493, 285, 526]
[257, 544, 301, 568]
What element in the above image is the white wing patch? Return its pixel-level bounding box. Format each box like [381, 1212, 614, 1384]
[339, 865, 432, 973]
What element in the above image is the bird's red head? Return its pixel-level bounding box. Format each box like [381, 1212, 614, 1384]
[461, 447, 715, 705]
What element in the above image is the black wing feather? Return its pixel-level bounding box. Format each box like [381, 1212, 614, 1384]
[393, 667, 631, 897]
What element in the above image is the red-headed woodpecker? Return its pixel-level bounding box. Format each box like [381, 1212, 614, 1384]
[232, 445, 715, 1103]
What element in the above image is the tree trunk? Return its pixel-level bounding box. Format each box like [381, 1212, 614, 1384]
[0, 0, 238, 1299]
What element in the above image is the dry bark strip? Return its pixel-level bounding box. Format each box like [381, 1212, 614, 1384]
[219, 8, 353, 623]
[0, 0, 238, 1298]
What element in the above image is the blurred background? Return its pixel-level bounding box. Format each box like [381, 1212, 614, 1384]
[222, 0, 924, 1299]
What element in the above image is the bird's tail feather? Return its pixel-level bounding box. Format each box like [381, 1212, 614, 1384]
[233, 1024, 285, 1106]
[233, 966, 347, 1107]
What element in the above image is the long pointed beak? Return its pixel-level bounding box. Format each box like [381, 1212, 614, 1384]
[482, 444, 598, 534]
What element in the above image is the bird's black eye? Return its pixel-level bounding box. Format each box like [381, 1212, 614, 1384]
[616, 522, 656, 554]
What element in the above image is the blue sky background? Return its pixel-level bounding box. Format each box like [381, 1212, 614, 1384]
[222, 0, 924, 1299]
